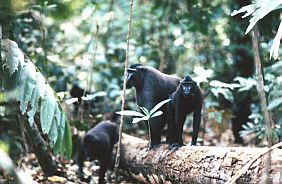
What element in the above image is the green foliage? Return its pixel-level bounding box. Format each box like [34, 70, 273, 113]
[116, 99, 171, 124]
[231, 0, 282, 59]
[0, 39, 71, 157]
[240, 113, 280, 143]
[6, 0, 282, 146]
[231, 0, 282, 34]
[116, 99, 170, 145]
[239, 60, 282, 143]
[209, 80, 241, 102]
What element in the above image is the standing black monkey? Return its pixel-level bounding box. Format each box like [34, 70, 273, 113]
[77, 121, 118, 184]
[126, 64, 181, 148]
[167, 75, 203, 148]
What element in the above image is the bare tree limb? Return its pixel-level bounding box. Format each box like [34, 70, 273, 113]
[251, 25, 274, 184]
[114, 0, 133, 183]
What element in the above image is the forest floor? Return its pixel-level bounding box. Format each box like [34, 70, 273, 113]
[0, 104, 257, 183]
[0, 152, 140, 184]
[0, 127, 246, 184]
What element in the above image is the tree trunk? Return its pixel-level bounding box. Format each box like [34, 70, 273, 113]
[23, 120, 58, 177]
[119, 134, 282, 184]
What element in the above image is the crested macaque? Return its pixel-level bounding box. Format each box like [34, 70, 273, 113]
[168, 75, 203, 148]
[77, 121, 119, 184]
[126, 64, 181, 148]
[69, 83, 85, 112]
[70, 83, 85, 101]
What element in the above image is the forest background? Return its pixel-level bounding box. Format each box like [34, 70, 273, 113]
[0, 0, 282, 183]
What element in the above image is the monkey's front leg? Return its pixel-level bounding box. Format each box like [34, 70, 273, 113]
[191, 108, 201, 146]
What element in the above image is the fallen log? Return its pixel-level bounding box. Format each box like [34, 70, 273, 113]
[119, 134, 282, 184]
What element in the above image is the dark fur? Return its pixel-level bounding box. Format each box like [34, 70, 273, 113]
[126, 64, 181, 148]
[77, 121, 118, 184]
[70, 84, 84, 100]
[70, 84, 85, 112]
[168, 76, 203, 147]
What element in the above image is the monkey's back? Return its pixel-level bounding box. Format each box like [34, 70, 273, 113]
[84, 121, 118, 145]
[141, 66, 180, 102]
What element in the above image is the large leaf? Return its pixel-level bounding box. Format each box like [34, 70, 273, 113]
[53, 113, 65, 155]
[1, 39, 21, 75]
[231, 0, 282, 34]
[211, 88, 234, 102]
[63, 121, 72, 159]
[150, 98, 171, 115]
[81, 91, 106, 101]
[116, 110, 144, 117]
[48, 103, 61, 146]
[18, 62, 37, 114]
[234, 77, 256, 91]
[209, 80, 241, 90]
[268, 97, 282, 110]
[270, 20, 282, 60]
[26, 73, 45, 126]
[40, 85, 56, 134]
[1, 39, 71, 156]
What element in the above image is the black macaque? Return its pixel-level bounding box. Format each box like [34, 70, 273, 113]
[70, 83, 85, 112]
[167, 75, 203, 148]
[77, 121, 119, 184]
[126, 64, 181, 148]
[70, 83, 84, 102]
[232, 96, 252, 144]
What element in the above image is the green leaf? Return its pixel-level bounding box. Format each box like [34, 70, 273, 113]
[209, 80, 241, 89]
[270, 20, 282, 60]
[132, 117, 143, 124]
[53, 113, 66, 155]
[150, 99, 171, 115]
[132, 116, 149, 124]
[40, 85, 56, 134]
[63, 120, 72, 159]
[231, 0, 282, 34]
[268, 97, 282, 110]
[1, 39, 21, 75]
[1, 39, 69, 157]
[211, 88, 234, 102]
[234, 77, 256, 91]
[139, 107, 149, 115]
[48, 104, 61, 146]
[26, 73, 46, 127]
[18, 62, 37, 114]
[81, 91, 106, 101]
[116, 110, 144, 117]
[151, 111, 163, 118]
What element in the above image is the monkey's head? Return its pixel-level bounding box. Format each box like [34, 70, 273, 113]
[180, 76, 196, 97]
[70, 83, 84, 98]
[126, 64, 144, 89]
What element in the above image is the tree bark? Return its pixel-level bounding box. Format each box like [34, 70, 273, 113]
[119, 134, 282, 184]
[23, 120, 58, 177]
[251, 26, 274, 184]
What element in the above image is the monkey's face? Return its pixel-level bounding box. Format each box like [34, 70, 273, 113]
[181, 81, 195, 97]
[126, 67, 143, 89]
[126, 68, 137, 88]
